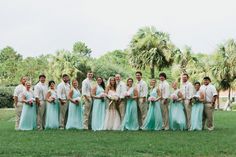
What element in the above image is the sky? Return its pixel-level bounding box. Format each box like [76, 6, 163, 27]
[0, 0, 236, 58]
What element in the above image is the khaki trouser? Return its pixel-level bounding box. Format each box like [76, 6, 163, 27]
[15, 102, 23, 130]
[118, 99, 126, 122]
[203, 103, 214, 130]
[160, 99, 169, 130]
[183, 99, 192, 129]
[83, 97, 92, 130]
[37, 100, 46, 129]
[138, 98, 147, 126]
[59, 100, 69, 129]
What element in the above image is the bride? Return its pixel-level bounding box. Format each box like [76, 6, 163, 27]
[103, 77, 121, 130]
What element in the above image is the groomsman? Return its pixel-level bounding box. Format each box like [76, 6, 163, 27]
[13, 76, 27, 130]
[200, 77, 217, 131]
[135, 71, 148, 126]
[57, 74, 70, 129]
[115, 74, 127, 122]
[82, 71, 93, 130]
[180, 73, 194, 130]
[34, 74, 48, 130]
[158, 72, 170, 130]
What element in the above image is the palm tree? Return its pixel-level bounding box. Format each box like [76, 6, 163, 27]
[211, 39, 236, 110]
[129, 26, 175, 79]
[171, 46, 198, 83]
[174, 46, 198, 74]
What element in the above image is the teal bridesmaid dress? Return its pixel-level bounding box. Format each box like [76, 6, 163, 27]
[169, 89, 186, 131]
[19, 90, 37, 130]
[121, 87, 139, 131]
[45, 89, 59, 129]
[142, 87, 162, 131]
[66, 89, 83, 129]
[91, 85, 106, 131]
[190, 91, 204, 131]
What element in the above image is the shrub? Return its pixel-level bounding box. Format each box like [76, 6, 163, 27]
[0, 86, 14, 108]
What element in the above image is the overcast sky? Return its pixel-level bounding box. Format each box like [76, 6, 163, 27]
[0, 0, 235, 57]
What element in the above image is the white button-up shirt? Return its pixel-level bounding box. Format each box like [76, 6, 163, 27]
[200, 84, 217, 103]
[57, 82, 70, 100]
[13, 84, 26, 102]
[158, 80, 170, 99]
[181, 81, 194, 100]
[82, 78, 92, 97]
[34, 82, 48, 101]
[136, 79, 148, 98]
[116, 81, 127, 99]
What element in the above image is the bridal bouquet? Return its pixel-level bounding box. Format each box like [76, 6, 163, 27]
[99, 92, 107, 98]
[73, 97, 81, 104]
[27, 98, 35, 106]
[107, 94, 119, 101]
[148, 96, 156, 102]
[124, 91, 131, 97]
[49, 96, 56, 103]
[192, 94, 200, 104]
[171, 94, 178, 102]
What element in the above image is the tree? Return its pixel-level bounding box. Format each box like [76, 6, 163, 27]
[129, 26, 175, 79]
[174, 46, 198, 74]
[92, 50, 134, 80]
[211, 39, 236, 110]
[73, 41, 92, 57]
[0, 46, 23, 85]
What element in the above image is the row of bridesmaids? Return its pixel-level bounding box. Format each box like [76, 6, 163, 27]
[14, 72, 217, 131]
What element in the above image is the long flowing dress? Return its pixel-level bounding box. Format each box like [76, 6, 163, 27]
[45, 89, 59, 129]
[91, 85, 106, 131]
[190, 90, 204, 131]
[121, 87, 139, 131]
[104, 90, 121, 130]
[142, 87, 162, 131]
[169, 89, 186, 131]
[19, 90, 37, 130]
[66, 89, 83, 129]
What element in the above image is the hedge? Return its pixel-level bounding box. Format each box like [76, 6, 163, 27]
[0, 86, 14, 108]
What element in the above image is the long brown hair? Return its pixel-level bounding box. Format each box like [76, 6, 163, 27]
[107, 77, 117, 90]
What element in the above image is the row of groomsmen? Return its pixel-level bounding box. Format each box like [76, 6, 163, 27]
[13, 71, 217, 131]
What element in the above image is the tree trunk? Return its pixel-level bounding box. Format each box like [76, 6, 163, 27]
[217, 90, 220, 110]
[150, 63, 155, 79]
[227, 87, 231, 110]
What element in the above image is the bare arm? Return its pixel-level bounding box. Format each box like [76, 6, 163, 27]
[13, 96, 18, 106]
[92, 86, 102, 99]
[199, 92, 205, 102]
[46, 91, 51, 102]
[133, 88, 139, 99]
[178, 91, 184, 101]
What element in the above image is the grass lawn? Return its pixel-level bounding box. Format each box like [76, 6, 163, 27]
[0, 109, 235, 157]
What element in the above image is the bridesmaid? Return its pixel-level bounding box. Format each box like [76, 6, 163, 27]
[121, 78, 139, 131]
[169, 82, 186, 131]
[91, 77, 106, 131]
[66, 79, 83, 130]
[190, 82, 204, 131]
[19, 82, 37, 130]
[142, 79, 162, 131]
[104, 77, 121, 130]
[45, 80, 59, 129]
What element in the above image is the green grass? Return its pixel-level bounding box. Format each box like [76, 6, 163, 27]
[0, 109, 235, 157]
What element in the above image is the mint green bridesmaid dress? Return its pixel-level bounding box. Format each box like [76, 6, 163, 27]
[66, 89, 83, 129]
[19, 90, 37, 130]
[142, 87, 162, 131]
[45, 89, 59, 129]
[169, 89, 186, 131]
[121, 87, 139, 131]
[91, 85, 106, 131]
[190, 90, 204, 131]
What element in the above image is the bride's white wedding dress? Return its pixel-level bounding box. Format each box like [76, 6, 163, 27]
[103, 90, 121, 130]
